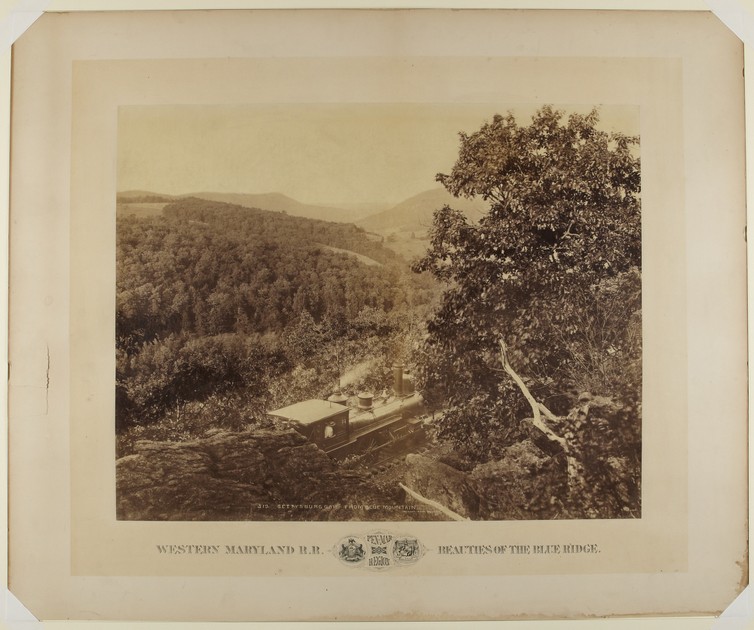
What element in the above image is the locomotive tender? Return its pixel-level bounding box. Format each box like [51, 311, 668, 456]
[268, 364, 425, 457]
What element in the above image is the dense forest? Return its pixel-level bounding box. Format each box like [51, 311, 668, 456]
[116, 198, 437, 451]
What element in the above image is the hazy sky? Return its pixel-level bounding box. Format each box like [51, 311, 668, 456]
[118, 104, 639, 206]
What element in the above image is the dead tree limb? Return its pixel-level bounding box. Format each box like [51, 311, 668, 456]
[498, 339, 584, 496]
[399, 483, 469, 521]
[538, 402, 560, 423]
[498, 340, 566, 448]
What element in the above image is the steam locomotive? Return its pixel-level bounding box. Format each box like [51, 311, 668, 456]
[268, 364, 426, 458]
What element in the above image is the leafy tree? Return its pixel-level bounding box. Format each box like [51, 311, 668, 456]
[117, 332, 291, 428]
[413, 106, 641, 471]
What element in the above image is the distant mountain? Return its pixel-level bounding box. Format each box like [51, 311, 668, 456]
[357, 188, 489, 234]
[117, 190, 372, 223]
[187, 192, 364, 224]
[117, 191, 178, 203]
[116, 189, 487, 229]
[317, 201, 393, 217]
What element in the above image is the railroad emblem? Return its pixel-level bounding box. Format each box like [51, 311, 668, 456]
[334, 531, 425, 571]
[338, 538, 366, 564]
[393, 537, 422, 565]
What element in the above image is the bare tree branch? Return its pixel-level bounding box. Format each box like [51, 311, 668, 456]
[498, 339, 565, 448]
[399, 483, 469, 521]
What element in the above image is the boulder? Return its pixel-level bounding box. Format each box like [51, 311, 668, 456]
[116, 428, 413, 521]
[402, 454, 482, 519]
[470, 439, 566, 520]
[116, 431, 301, 520]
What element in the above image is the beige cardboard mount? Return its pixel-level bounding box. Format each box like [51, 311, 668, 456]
[4, 5, 750, 625]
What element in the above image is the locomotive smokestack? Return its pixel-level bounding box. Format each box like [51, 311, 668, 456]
[393, 363, 404, 397]
[327, 390, 348, 405]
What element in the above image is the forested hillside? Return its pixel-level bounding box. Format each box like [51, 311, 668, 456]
[183, 191, 365, 223]
[116, 197, 437, 449]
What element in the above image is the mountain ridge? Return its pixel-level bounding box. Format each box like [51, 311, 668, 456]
[356, 187, 489, 234]
[185, 191, 367, 223]
[117, 187, 488, 231]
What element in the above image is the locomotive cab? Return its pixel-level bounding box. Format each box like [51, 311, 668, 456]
[268, 399, 351, 448]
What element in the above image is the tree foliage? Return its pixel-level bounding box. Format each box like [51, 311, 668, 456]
[413, 105, 642, 488]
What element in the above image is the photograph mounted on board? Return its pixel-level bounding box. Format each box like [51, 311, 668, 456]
[115, 103, 642, 523]
[9, 6, 747, 622]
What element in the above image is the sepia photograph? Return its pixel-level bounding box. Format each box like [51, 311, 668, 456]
[115, 103, 642, 522]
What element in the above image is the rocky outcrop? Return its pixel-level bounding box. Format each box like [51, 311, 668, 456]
[116, 428, 573, 521]
[116, 428, 408, 521]
[470, 439, 566, 520]
[402, 454, 482, 519]
[117, 429, 296, 520]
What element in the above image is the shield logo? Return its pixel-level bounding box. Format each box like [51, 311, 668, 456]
[338, 538, 366, 563]
[392, 537, 422, 564]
